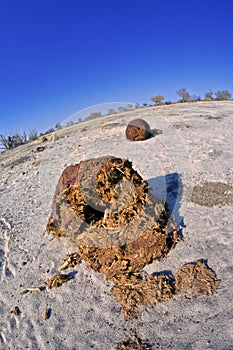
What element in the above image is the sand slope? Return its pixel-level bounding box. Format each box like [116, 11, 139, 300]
[0, 101, 233, 349]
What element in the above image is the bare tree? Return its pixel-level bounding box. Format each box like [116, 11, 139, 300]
[0, 132, 29, 150]
[0, 135, 12, 149]
[215, 90, 231, 100]
[151, 95, 164, 105]
[204, 91, 214, 101]
[28, 129, 38, 141]
[176, 88, 190, 103]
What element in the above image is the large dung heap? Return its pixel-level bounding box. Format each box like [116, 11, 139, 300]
[47, 156, 220, 318]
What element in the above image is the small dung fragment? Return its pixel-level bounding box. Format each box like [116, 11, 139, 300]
[44, 308, 52, 320]
[125, 118, 152, 141]
[36, 146, 46, 152]
[111, 272, 175, 319]
[116, 335, 151, 350]
[60, 252, 81, 270]
[175, 259, 221, 298]
[39, 135, 48, 143]
[21, 286, 45, 295]
[11, 306, 21, 316]
[45, 273, 73, 289]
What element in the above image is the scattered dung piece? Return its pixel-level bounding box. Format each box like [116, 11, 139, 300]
[175, 260, 221, 298]
[150, 127, 162, 135]
[44, 308, 52, 320]
[21, 286, 45, 295]
[39, 135, 48, 143]
[111, 272, 175, 319]
[125, 119, 152, 141]
[60, 252, 82, 270]
[191, 181, 233, 207]
[11, 306, 21, 316]
[116, 335, 151, 350]
[51, 133, 58, 142]
[36, 146, 46, 152]
[45, 273, 73, 289]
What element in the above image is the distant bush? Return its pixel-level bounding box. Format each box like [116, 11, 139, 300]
[107, 109, 117, 115]
[151, 95, 164, 105]
[28, 129, 38, 141]
[204, 91, 214, 101]
[117, 106, 127, 113]
[164, 100, 172, 105]
[86, 112, 102, 120]
[65, 121, 75, 127]
[126, 104, 133, 110]
[215, 90, 231, 100]
[188, 95, 201, 102]
[4, 134, 25, 149]
[55, 123, 62, 130]
[44, 128, 55, 134]
[0, 130, 38, 150]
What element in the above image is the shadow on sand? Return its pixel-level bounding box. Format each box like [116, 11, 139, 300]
[147, 172, 185, 232]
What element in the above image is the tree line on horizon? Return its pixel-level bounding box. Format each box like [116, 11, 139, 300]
[0, 88, 232, 151]
[80, 88, 232, 121]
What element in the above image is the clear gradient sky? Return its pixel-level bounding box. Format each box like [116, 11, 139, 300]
[0, 0, 233, 134]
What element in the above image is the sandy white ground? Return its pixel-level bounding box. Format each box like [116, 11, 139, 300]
[0, 101, 232, 349]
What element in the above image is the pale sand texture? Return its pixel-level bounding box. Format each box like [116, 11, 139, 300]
[0, 101, 232, 349]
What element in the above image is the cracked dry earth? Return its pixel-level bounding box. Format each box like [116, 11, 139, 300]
[0, 101, 233, 350]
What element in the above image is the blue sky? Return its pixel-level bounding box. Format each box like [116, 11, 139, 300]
[0, 0, 233, 134]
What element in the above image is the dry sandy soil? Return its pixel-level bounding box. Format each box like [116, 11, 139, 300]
[0, 101, 233, 349]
